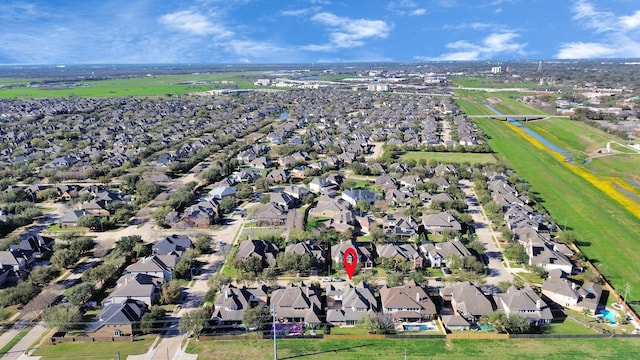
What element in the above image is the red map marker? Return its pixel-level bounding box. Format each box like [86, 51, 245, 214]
[343, 247, 358, 280]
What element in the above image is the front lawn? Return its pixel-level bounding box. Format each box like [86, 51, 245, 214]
[33, 334, 155, 360]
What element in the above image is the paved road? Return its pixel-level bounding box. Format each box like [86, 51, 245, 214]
[458, 179, 523, 292]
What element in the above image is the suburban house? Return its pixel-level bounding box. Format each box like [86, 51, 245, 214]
[421, 211, 462, 235]
[309, 177, 336, 194]
[326, 282, 378, 326]
[494, 285, 553, 326]
[104, 273, 163, 307]
[153, 235, 193, 257]
[525, 237, 574, 274]
[235, 239, 279, 268]
[208, 186, 237, 200]
[379, 280, 437, 322]
[10, 234, 55, 260]
[86, 299, 147, 337]
[331, 240, 374, 269]
[270, 283, 323, 325]
[181, 199, 218, 229]
[282, 185, 310, 201]
[341, 189, 378, 206]
[309, 195, 350, 218]
[58, 209, 92, 228]
[266, 169, 290, 183]
[254, 203, 288, 227]
[541, 269, 603, 314]
[441, 282, 496, 323]
[419, 239, 472, 268]
[124, 255, 177, 284]
[284, 241, 326, 270]
[377, 243, 424, 269]
[270, 191, 298, 210]
[0, 249, 28, 280]
[381, 213, 420, 238]
[211, 284, 269, 325]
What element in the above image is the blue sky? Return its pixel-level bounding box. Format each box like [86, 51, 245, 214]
[1, 0, 640, 64]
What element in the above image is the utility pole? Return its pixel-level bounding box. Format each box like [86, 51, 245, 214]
[273, 306, 277, 360]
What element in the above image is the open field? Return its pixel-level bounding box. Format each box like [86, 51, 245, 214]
[400, 151, 497, 164]
[32, 335, 155, 359]
[454, 90, 549, 116]
[473, 117, 640, 310]
[185, 337, 640, 359]
[452, 77, 539, 89]
[0, 72, 268, 98]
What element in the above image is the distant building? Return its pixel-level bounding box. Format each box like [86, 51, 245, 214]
[491, 66, 502, 74]
[368, 83, 391, 92]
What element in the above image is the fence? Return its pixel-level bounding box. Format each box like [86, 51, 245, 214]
[50, 335, 134, 344]
[447, 333, 509, 340]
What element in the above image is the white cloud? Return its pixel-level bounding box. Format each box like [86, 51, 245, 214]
[159, 10, 233, 38]
[281, 7, 321, 17]
[556, 1, 640, 59]
[620, 10, 640, 30]
[303, 12, 392, 51]
[430, 31, 526, 60]
[387, 1, 426, 16]
[410, 8, 426, 16]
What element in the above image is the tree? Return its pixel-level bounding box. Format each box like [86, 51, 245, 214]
[116, 235, 144, 255]
[44, 304, 83, 331]
[179, 308, 210, 338]
[194, 233, 211, 254]
[235, 184, 253, 199]
[67, 282, 95, 306]
[141, 306, 165, 334]
[243, 306, 270, 331]
[386, 272, 405, 287]
[135, 180, 160, 203]
[28, 266, 60, 286]
[160, 280, 182, 304]
[504, 313, 531, 334]
[207, 274, 232, 293]
[504, 242, 529, 265]
[358, 313, 395, 334]
[218, 196, 237, 215]
[51, 248, 80, 269]
[76, 215, 101, 230]
[69, 236, 95, 255]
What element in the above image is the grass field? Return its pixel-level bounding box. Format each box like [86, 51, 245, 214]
[0, 327, 30, 357]
[473, 117, 640, 310]
[185, 337, 640, 359]
[32, 335, 155, 360]
[0, 72, 268, 98]
[452, 77, 539, 89]
[454, 90, 549, 116]
[400, 151, 497, 164]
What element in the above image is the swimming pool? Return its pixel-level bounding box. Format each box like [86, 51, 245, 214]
[599, 309, 617, 324]
[403, 324, 436, 331]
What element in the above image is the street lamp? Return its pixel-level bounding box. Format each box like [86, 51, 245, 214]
[272, 306, 277, 360]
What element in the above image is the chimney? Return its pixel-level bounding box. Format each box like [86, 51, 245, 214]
[536, 300, 541, 310]
[416, 292, 420, 302]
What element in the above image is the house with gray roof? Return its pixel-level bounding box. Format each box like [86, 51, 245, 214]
[494, 285, 553, 326]
[441, 282, 496, 323]
[235, 239, 279, 268]
[124, 255, 177, 284]
[331, 240, 373, 269]
[86, 299, 147, 337]
[104, 273, 163, 307]
[326, 282, 378, 326]
[377, 243, 424, 269]
[341, 189, 378, 206]
[421, 211, 462, 235]
[541, 269, 603, 314]
[153, 234, 193, 257]
[419, 239, 471, 268]
[212, 284, 269, 325]
[284, 241, 326, 270]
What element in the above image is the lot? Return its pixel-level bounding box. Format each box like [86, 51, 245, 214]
[185, 337, 640, 359]
[400, 151, 497, 164]
[32, 334, 155, 359]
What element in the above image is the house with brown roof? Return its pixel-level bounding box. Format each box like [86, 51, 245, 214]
[541, 269, 603, 313]
[235, 239, 279, 268]
[377, 243, 424, 269]
[331, 240, 374, 269]
[212, 284, 269, 325]
[379, 280, 437, 322]
[421, 211, 461, 235]
[326, 282, 378, 326]
[440, 282, 496, 323]
[271, 283, 323, 325]
[494, 285, 553, 326]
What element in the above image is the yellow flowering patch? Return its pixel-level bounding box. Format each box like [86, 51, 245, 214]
[506, 123, 640, 219]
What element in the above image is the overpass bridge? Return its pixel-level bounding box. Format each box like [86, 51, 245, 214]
[466, 114, 571, 121]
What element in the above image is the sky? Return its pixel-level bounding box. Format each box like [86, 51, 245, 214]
[1, 0, 640, 64]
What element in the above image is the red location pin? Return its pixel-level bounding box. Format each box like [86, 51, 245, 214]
[343, 247, 358, 280]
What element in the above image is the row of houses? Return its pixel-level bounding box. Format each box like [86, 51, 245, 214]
[211, 280, 557, 331]
[0, 233, 55, 287]
[85, 234, 193, 337]
[235, 237, 476, 272]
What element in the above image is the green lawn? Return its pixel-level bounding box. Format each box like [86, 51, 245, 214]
[0, 72, 270, 98]
[549, 318, 599, 335]
[400, 151, 497, 164]
[185, 337, 640, 359]
[474, 117, 640, 312]
[33, 335, 155, 360]
[454, 90, 549, 116]
[452, 77, 539, 89]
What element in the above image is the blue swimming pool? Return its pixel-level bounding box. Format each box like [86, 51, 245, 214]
[403, 324, 436, 331]
[599, 309, 617, 324]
